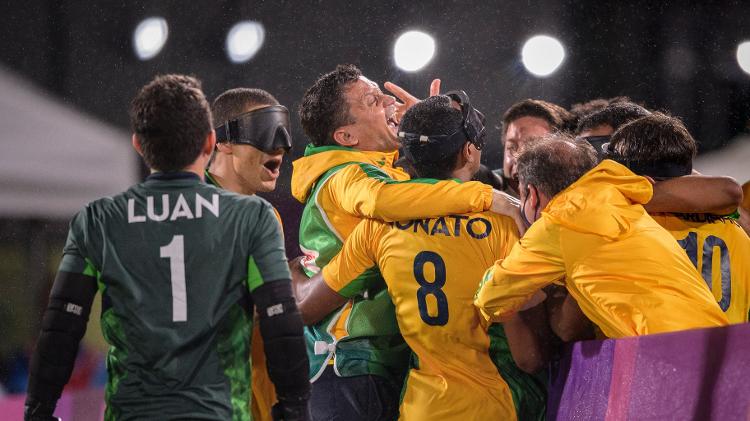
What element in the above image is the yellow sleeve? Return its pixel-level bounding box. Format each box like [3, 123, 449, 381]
[495, 215, 521, 258]
[475, 216, 566, 323]
[326, 163, 493, 222]
[321, 219, 383, 298]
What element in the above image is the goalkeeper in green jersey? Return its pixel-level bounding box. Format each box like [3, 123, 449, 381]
[24, 74, 309, 421]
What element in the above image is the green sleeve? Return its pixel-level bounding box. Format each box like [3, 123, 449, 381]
[247, 202, 291, 292]
[58, 210, 97, 276]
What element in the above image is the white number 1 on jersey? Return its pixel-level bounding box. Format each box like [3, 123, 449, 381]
[160, 235, 187, 322]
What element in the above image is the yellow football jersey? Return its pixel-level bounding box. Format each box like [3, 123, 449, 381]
[322, 212, 520, 421]
[651, 214, 750, 323]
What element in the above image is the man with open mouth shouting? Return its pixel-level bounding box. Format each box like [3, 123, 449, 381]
[291, 64, 518, 420]
[209, 88, 290, 198]
[207, 88, 298, 421]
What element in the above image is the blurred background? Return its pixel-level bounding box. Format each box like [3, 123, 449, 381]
[1, 0, 749, 397]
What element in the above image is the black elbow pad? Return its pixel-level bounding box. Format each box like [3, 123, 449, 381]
[253, 281, 311, 402]
[27, 271, 96, 404]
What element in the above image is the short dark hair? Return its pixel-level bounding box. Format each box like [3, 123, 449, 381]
[516, 133, 598, 198]
[501, 99, 576, 138]
[299, 64, 362, 146]
[130, 74, 212, 172]
[211, 88, 279, 126]
[400, 95, 464, 180]
[393, 156, 417, 178]
[576, 102, 651, 134]
[569, 96, 631, 121]
[608, 113, 696, 177]
[471, 165, 505, 190]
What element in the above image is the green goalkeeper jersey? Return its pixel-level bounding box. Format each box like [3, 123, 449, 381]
[57, 172, 290, 420]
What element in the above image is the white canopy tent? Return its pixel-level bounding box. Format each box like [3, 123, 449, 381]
[0, 66, 137, 219]
[695, 137, 750, 184]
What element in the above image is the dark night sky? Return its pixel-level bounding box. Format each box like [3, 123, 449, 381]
[2, 0, 750, 239]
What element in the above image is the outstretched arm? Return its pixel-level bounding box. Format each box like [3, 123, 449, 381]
[329, 163, 512, 222]
[293, 220, 382, 325]
[647, 175, 742, 215]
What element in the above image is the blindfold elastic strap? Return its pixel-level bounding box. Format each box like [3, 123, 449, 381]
[609, 154, 692, 178]
[626, 160, 692, 178]
[214, 120, 240, 143]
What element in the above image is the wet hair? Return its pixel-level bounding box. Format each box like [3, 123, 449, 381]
[576, 102, 651, 135]
[130, 74, 212, 172]
[299, 64, 362, 146]
[501, 99, 576, 138]
[608, 112, 696, 178]
[516, 133, 598, 198]
[400, 95, 464, 180]
[211, 88, 279, 126]
[569, 96, 631, 121]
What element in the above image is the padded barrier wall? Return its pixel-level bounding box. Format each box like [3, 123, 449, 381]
[548, 323, 750, 420]
[2, 324, 749, 420]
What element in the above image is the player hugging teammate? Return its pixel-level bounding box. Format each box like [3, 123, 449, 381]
[25, 66, 748, 421]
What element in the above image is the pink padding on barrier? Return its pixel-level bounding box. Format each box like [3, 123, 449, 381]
[551, 323, 750, 421]
[605, 338, 639, 421]
[0, 388, 104, 421]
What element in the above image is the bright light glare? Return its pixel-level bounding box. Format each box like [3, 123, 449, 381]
[521, 35, 565, 77]
[737, 41, 750, 75]
[394, 31, 436, 72]
[226, 21, 265, 63]
[133, 17, 168, 61]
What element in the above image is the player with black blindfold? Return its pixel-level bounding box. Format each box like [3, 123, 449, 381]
[214, 105, 293, 154]
[208, 90, 306, 421]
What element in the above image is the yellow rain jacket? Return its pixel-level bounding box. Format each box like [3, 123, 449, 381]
[475, 160, 728, 338]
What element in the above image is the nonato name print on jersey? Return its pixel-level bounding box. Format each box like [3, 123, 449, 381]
[393, 215, 492, 239]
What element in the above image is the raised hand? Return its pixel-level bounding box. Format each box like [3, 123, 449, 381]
[383, 78, 441, 123]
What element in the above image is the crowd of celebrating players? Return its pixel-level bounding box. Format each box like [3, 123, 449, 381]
[22, 64, 750, 421]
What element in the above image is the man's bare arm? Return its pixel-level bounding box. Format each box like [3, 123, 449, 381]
[647, 175, 742, 215]
[503, 303, 555, 374]
[544, 285, 594, 342]
[289, 259, 347, 325]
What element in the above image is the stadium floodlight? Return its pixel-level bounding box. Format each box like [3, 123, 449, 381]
[226, 21, 266, 63]
[394, 30, 436, 72]
[521, 35, 565, 77]
[737, 41, 750, 75]
[133, 17, 169, 61]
